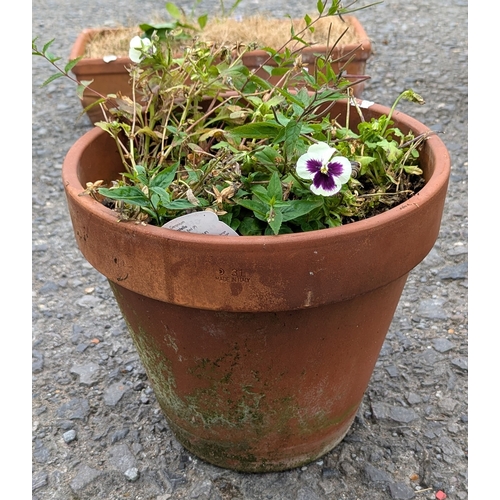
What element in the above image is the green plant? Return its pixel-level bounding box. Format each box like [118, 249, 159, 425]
[32, 0, 429, 236]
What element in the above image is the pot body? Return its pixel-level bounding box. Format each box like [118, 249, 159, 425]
[109, 275, 406, 471]
[70, 16, 371, 124]
[62, 101, 450, 471]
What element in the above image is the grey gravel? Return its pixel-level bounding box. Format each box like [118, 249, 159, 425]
[32, 0, 468, 499]
[62, 429, 77, 443]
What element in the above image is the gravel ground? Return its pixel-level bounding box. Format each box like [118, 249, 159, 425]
[32, 0, 468, 499]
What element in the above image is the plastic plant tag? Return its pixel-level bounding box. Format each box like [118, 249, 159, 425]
[162, 211, 239, 236]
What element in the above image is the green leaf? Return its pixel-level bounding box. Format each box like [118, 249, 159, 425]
[238, 217, 264, 236]
[249, 185, 272, 205]
[98, 186, 150, 207]
[150, 164, 178, 189]
[76, 80, 95, 99]
[269, 66, 291, 77]
[149, 188, 197, 210]
[164, 199, 198, 210]
[378, 139, 402, 163]
[282, 121, 302, 161]
[247, 73, 274, 90]
[197, 14, 208, 29]
[150, 186, 171, 205]
[267, 207, 283, 235]
[236, 199, 268, 219]
[229, 122, 281, 139]
[42, 38, 55, 54]
[165, 2, 182, 19]
[266, 172, 283, 201]
[327, 0, 340, 16]
[252, 147, 282, 170]
[402, 165, 423, 175]
[42, 73, 64, 86]
[280, 199, 324, 222]
[64, 57, 83, 73]
[139, 22, 177, 31]
[133, 165, 149, 185]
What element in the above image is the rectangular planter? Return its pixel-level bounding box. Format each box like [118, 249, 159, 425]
[70, 17, 372, 125]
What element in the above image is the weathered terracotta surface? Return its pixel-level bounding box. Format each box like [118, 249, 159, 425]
[62, 101, 450, 471]
[69, 16, 372, 124]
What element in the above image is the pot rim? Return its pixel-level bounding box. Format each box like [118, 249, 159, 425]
[62, 99, 450, 311]
[62, 101, 450, 248]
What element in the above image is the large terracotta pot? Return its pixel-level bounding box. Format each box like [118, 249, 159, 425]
[69, 16, 371, 124]
[62, 100, 450, 472]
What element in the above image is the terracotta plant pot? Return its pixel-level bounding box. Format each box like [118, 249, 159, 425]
[69, 16, 372, 124]
[61, 100, 450, 472]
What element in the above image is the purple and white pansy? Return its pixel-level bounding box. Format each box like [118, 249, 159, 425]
[296, 142, 352, 196]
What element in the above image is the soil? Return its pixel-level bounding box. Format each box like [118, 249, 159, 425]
[84, 15, 361, 58]
[32, 1, 468, 499]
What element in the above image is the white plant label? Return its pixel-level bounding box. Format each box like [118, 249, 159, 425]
[162, 212, 239, 236]
[349, 97, 374, 109]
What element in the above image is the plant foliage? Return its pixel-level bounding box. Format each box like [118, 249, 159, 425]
[32, 0, 429, 236]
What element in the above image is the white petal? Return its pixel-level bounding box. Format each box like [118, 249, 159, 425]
[332, 157, 352, 184]
[296, 153, 316, 180]
[128, 36, 153, 63]
[129, 36, 143, 49]
[307, 142, 337, 161]
[310, 183, 342, 196]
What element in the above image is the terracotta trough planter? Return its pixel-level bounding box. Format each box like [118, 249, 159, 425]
[62, 100, 450, 472]
[69, 16, 372, 124]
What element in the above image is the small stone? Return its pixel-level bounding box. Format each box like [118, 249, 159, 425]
[32, 350, 44, 373]
[388, 482, 415, 499]
[385, 365, 399, 377]
[124, 467, 140, 482]
[433, 338, 455, 353]
[38, 281, 59, 294]
[70, 464, 105, 493]
[322, 467, 340, 479]
[406, 392, 422, 405]
[110, 428, 130, 444]
[439, 263, 467, 280]
[32, 471, 48, 491]
[56, 398, 90, 420]
[63, 429, 77, 443]
[364, 464, 392, 484]
[371, 402, 391, 420]
[340, 461, 356, 476]
[417, 299, 449, 320]
[33, 440, 50, 464]
[419, 348, 440, 366]
[108, 443, 137, 473]
[451, 357, 468, 371]
[438, 397, 458, 414]
[75, 295, 102, 308]
[70, 362, 101, 386]
[390, 406, 418, 423]
[104, 382, 130, 406]
[189, 478, 213, 498]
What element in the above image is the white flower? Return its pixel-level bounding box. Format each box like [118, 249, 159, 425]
[296, 142, 352, 196]
[129, 36, 155, 63]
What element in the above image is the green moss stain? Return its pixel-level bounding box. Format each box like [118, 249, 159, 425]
[108, 285, 361, 470]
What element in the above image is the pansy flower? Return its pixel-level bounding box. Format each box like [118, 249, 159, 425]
[129, 36, 156, 63]
[296, 142, 352, 196]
